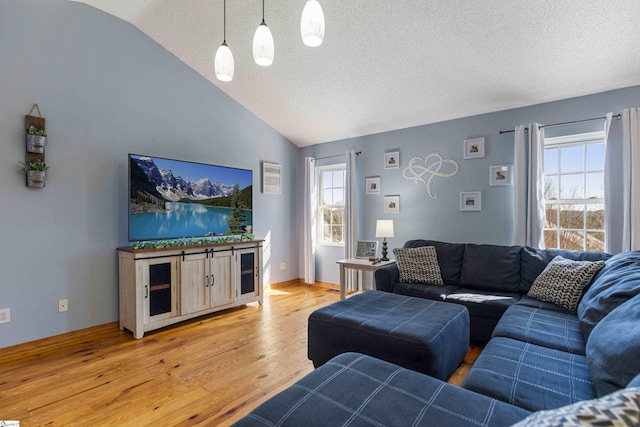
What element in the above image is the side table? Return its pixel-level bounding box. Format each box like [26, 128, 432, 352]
[336, 258, 396, 300]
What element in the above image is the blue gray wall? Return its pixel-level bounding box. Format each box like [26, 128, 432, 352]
[2, 0, 639, 348]
[300, 85, 640, 285]
[0, 0, 298, 348]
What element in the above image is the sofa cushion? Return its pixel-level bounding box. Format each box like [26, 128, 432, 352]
[515, 295, 574, 313]
[445, 289, 520, 320]
[403, 239, 465, 285]
[629, 373, 640, 388]
[511, 387, 640, 427]
[233, 352, 532, 427]
[520, 246, 611, 294]
[527, 256, 605, 312]
[393, 282, 458, 301]
[578, 250, 640, 340]
[393, 246, 443, 285]
[492, 305, 586, 355]
[459, 244, 521, 292]
[587, 293, 640, 397]
[462, 337, 596, 412]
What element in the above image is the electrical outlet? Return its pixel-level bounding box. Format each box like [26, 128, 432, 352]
[0, 308, 10, 324]
[280, 262, 286, 270]
[58, 299, 68, 312]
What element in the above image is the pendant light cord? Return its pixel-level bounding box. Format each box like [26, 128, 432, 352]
[223, 0, 227, 44]
[262, 0, 266, 25]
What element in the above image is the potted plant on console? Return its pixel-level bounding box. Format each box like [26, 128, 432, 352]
[20, 159, 50, 188]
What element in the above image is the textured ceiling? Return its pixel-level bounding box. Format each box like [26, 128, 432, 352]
[71, 0, 640, 147]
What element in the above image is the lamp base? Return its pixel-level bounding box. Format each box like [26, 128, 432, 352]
[380, 238, 389, 261]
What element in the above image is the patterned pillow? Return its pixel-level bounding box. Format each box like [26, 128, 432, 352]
[511, 387, 640, 427]
[527, 256, 605, 312]
[393, 246, 444, 285]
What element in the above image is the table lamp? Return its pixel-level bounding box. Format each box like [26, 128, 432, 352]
[376, 220, 394, 261]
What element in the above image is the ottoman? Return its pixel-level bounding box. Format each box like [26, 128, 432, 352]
[232, 353, 530, 427]
[308, 291, 469, 380]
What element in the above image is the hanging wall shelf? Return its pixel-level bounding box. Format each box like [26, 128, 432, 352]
[23, 104, 48, 188]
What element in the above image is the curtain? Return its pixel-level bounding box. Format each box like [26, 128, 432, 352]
[513, 123, 546, 248]
[604, 108, 640, 252]
[303, 157, 316, 284]
[344, 150, 358, 291]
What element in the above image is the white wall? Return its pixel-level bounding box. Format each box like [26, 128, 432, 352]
[0, 0, 299, 348]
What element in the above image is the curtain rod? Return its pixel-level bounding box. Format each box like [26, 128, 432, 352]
[314, 151, 361, 161]
[499, 114, 622, 135]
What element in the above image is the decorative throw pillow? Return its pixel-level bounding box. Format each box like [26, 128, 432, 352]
[527, 256, 605, 312]
[393, 246, 443, 285]
[511, 387, 640, 427]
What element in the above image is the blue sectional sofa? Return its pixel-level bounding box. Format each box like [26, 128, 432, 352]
[234, 242, 640, 426]
[374, 239, 612, 343]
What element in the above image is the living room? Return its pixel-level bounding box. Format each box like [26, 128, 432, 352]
[2, 1, 640, 425]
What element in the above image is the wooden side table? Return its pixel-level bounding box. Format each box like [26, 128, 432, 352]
[336, 258, 396, 300]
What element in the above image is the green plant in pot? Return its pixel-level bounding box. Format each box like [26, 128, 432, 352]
[26, 125, 48, 153]
[20, 159, 51, 188]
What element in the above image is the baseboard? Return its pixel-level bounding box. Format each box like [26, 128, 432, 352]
[267, 278, 341, 291]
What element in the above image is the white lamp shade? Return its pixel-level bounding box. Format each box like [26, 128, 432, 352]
[301, 0, 325, 47]
[376, 220, 394, 238]
[214, 43, 234, 81]
[253, 23, 274, 66]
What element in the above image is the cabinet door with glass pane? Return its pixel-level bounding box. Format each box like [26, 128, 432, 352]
[141, 257, 179, 324]
[236, 247, 261, 303]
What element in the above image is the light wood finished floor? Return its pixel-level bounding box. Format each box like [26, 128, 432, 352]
[0, 284, 481, 426]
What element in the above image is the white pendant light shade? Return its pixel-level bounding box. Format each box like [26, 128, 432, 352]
[215, 42, 234, 82]
[301, 0, 325, 47]
[253, 22, 274, 66]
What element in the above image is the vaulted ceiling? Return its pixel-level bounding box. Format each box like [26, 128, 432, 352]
[72, 1, 640, 147]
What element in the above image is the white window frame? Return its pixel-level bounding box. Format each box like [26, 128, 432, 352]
[543, 131, 606, 251]
[317, 164, 346, 246]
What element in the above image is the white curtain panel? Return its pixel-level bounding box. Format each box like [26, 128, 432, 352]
[513, 123, 546, 248]
[344, 150, 358, 291]
[303, 157, 316, 284]
[605, 108, 640, 252]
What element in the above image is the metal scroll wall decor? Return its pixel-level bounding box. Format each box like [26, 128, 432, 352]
[402, 153, 459, 199]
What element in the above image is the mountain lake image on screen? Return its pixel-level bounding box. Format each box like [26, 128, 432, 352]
[128, 154, 253, 241]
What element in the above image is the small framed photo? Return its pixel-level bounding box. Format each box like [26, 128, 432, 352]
[384, 195, 400, 213]
[384, 151, 400, 169]
[262, 162, 281, 194]
[460, 191, 481, 211]
[490, 165, 512, 186]
[356, 240, 379, 258]
[365, 176, 381, 194]
[463, 138, 485, 159]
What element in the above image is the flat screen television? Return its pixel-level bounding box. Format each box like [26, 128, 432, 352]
[128, 154, 253, 242]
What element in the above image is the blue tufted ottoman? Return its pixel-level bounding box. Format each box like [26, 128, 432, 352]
[308, 291, 469, 380]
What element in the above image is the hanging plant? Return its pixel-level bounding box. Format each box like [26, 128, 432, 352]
[26, 125, 48, 153]
[20, 159, 50, 188]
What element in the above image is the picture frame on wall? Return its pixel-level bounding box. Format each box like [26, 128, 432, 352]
[365, 176, 381, 194]
[384, 151, 400, 169]
[262, 162, 281, 194]
[489, 165, 512, 186]
[460, 191, 482, 211]
[355, 240, 379, 258]
[463, 138, 485, 159]
[384, 195, 400, 213]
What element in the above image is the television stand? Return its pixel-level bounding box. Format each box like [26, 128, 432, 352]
[117, 240, 262, 339]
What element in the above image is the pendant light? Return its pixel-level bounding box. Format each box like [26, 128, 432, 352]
[253, 0, 274, 66]
[301, 0, 325, 47]
[215, 0, 234, 81]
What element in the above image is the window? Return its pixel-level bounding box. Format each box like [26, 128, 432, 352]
[543, 132, 605, 251]
[318, 165, 346, 245]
